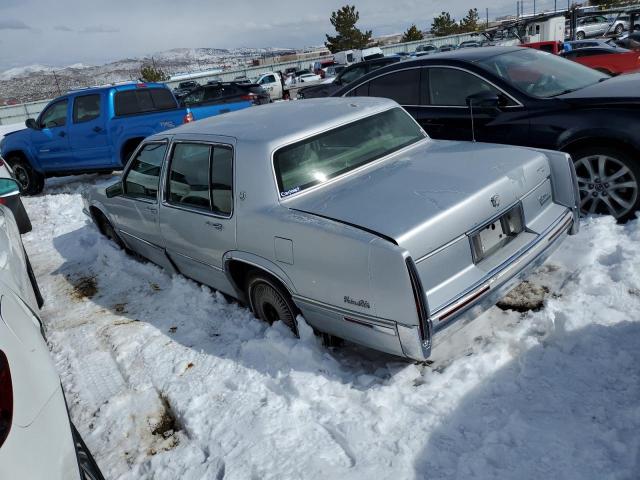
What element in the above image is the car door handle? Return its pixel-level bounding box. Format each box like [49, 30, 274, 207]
[58, 131, 66, 137]
[93, 126, 103, 133]
[206, 221, 223, 230]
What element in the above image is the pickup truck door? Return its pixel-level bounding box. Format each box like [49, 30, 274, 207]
[258, 74, 282, 100]
[69, 93, 112, 168]
[111, 141, 171, 268]
[159, 141, 237, 295]
[29, 99, 71, 171]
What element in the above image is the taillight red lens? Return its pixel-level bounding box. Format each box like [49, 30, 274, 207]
[183, 111, 194, 124]
[240, 93, 258, 104]
[0, 350, 12, 448]
[0, 198, 7, 205]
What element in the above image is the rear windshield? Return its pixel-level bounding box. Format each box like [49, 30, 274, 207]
[114, 88, 177, 116]
[274, 107, 426, 197]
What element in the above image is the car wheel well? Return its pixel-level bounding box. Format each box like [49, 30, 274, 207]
[227, 261, 291, 298]
[88, 206, 107, 234]
[120, 137, 144, 166]
[561, 138, 639, 159]
[3, 150, 29, 164]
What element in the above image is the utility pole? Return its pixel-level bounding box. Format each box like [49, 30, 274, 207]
[52, 71, 62, 96]
[486, 7, 489, 28]
[534, 0, 536, 15]
[554, 0, 557, 13]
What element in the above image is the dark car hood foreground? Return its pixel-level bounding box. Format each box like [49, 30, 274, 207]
[558, 73, 640, 105]
[287, 139, 550, 259]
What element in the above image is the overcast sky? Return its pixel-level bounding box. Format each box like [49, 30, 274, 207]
[0, 0, 565, 71]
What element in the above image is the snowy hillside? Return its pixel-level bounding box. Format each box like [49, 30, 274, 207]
[0, 47, 296, 104]
[19, 174, 640, 479]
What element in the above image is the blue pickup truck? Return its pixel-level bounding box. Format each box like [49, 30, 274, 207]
[0, 82, 252, 194]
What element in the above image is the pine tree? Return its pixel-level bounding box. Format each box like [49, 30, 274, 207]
[401, 24, 424, 42]
[325, 5, 373, 53]
[459, 8, 480, 33]
[431, 12, 459, 37]
[139, 63, 169, 82]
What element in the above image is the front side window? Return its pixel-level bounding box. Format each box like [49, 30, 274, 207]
[73, 94, 101, 123]
[339, 66, 366, 84]
[426, 68, 506, 107]
[124, 142, 167, 200]
[368, 69, 420, 105]
[274, 108, 425, 197]
[39, 100, 68, 128]
[168, 143, 211, 209]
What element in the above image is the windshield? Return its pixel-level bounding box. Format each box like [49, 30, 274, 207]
[477, 48, 609, 98]
[274, 108, 426, 197]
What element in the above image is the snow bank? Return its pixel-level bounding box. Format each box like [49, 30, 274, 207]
[20, 176, 640, 480]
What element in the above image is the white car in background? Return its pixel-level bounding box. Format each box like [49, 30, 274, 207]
[297, 73, 321, 83]
[0, 156, 32, 235]
[0, 178, 104, 480]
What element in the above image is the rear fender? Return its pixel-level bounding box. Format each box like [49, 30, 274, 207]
[222, 251, 297, 296]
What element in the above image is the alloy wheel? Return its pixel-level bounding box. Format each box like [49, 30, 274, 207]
[575, 154, 639, 219]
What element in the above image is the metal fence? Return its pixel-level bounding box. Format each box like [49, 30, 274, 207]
[0, 32, 474, 126]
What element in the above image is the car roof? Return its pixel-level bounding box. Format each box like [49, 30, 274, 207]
[157, 97, 398, 144]
[406, 46, 523, 63]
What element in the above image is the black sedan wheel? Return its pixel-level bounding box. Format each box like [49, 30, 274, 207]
[573, 147, 640, 221]
[247, 273, 298, 335]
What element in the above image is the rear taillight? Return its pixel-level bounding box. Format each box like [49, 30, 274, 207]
[183, 111, 194, 124]
[0, 198, 7, 205]
[0, 350, 12, 448]
[240, 93, 259, 104]
[406, 258, 431, 349]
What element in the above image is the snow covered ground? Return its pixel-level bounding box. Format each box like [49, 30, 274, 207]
[0, 123, 23, 139]
[20, 175, 640, 479]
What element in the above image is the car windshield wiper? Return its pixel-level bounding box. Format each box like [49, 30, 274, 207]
[549, 88, 579, 97]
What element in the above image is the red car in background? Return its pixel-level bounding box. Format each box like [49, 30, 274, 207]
[524, 40, 640, 75]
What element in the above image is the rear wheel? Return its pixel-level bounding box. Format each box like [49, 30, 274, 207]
[7, 156, 44, 195]
[571, 146, 640, 222]
[576, 31, 586, 40]
[615, 24, 624, 35]
[246, 273, 298, 335]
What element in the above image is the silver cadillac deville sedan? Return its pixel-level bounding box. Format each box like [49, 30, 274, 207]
[82, 98, 579, 361]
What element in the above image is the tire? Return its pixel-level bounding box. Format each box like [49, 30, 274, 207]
[7, 156, 44, 195]
[570, 146, 640, 222]
[615, 24, 624, 35]
[71, 423, 105, 480]
[246, 272, 298, 335]
[94, 210, 126, 249]
[576, 31, 585, 40]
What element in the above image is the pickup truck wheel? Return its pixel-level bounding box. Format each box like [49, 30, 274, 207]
[247, 273, 298, 335]
[7, 157, 45, 195]
[572, 147, 640, 222]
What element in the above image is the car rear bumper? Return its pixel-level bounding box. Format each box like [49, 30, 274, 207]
[399, 209, 574, 361]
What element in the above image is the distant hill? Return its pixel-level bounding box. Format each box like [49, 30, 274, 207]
[0, 47, 295, 104]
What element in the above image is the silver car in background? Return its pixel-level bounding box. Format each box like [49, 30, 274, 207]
[82, 98, 579, 361]
[0, 178, 104, 480]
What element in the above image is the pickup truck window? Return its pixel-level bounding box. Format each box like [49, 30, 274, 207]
[73, 94, 101, 123]
[39, 100, 68, 128]
[124, 142, 167, 200]
[168, 143, 211, 209]
[114, 88, 177, 116]
[274, 107, 425, 197]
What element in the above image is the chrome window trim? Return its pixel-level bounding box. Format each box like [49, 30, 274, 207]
[121, 139, 170, 205]
[161, 139, 235, 220]
[342, 64, 524, 109]
[271, 106, 430, 203]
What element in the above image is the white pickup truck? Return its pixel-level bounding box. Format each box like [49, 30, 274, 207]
[254, 71, 322, 100]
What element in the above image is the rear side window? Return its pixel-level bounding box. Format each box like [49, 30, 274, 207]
[426, 68, 504, 106]
[168, 143, 212, 209]
[368, 69, 420, 105]
[211, 146, 233, 216]
[124, 142, 167, 200]
[114, 88, 177, 116]
[73, 94, 101, 123]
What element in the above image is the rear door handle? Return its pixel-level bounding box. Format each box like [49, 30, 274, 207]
[93, 126, 103, 133]
[206, 221, 223, 230]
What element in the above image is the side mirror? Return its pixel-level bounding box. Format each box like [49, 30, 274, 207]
[105, 181, 124, 198]
[0, 178, 20, 197]
[25, 118, 38, 130]
[466, 91, 501, 109]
